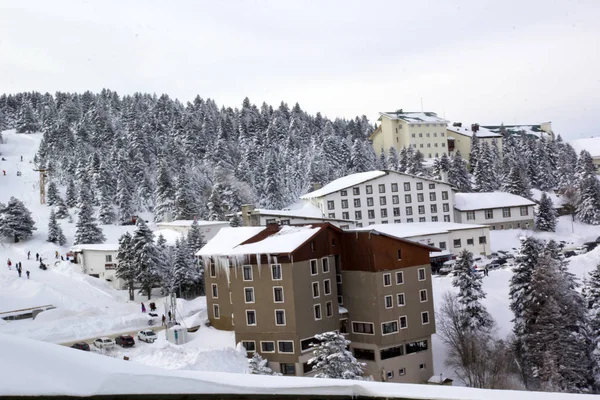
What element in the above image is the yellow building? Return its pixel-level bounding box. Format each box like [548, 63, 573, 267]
[370, 111, 449, 160]
[446, 123, 503, 162]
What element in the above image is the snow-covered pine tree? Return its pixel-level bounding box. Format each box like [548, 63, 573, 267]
[46, 181, 60, 206]
[207, 183, 226, 221]
[174, 170, 197, 220]
[308, 331, 365, 380]
[452, 249, 492, 331]
[502, 165, 531, 199]
[0, 197, 36, 242]
[154, 162, 175, 222]
[65, 178, 77, 208]
[473, 142, 498, 192]
[448, 151, 472, 192]
[262, 152, 285, 209]
[98, 186, 115, 225]
[535, 192, 557, 232]
[248, 352, 281, 375]
[53, 196, 70, 219]
[15, 99, 40, 133]
[398, 146, 409, 173]
[584, 264, 600, 392]
[377, 149, 388, 170]
[187, 219, 206, 254]
[116, 232, 136, 300]
[407, 150, 426, 176]
[130, 219, 162, 299]
[576, 176, 600, 225]
[387, 147, 399, 171]
[171, 236, 195, 297]
[116, 171, 134, 224]
[47, 209, 66, 246]
[73, 201, 105, 245]
[349, 138, 375, 173]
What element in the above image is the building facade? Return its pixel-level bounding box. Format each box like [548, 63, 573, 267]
[197, 223, 437, 383]
[369, 111, 449, 160]
[239, 204, 356, 229]
[70, 244, 123, 289]
[300, 170, 455, 227]
[454, 192, 535, 230]
[446, 123, 502, 162]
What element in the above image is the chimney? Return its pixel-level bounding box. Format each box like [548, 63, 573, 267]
[471, 123, 480, 133]
[241, 204, 255, 227]
[452, 122, 462, 127]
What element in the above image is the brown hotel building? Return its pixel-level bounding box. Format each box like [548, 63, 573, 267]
[197, 223, 437, 383]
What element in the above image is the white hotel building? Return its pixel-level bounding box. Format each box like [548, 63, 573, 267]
[300, 171, 455, 228]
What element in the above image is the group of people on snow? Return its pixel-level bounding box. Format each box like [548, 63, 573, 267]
[7, 258, 30, 279]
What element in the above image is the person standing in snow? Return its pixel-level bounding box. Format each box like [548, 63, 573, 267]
[17, 268, 21, 278]
[484, 266, 489, 277]
[141, 302, 146, 313]
[26, 270, 30, 279]
[7, 259, 11, 270]
[35, 253, 39, 261]
[27, 251, 30, 260]
[55, 251, 59, 259]
[162, 315, 166, 326]
[168, 311, 172, 321]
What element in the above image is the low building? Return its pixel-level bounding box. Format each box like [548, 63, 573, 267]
[454, 192, 535, 230]
[197, 223, 437, 384]
[569, 137, 600, 174]
[71, 244, 123, 289]
[446, 123, 502, 162]
[155, 220, 230, 242]
[238, 204, 356, 229]
[482, 122, 554, 140]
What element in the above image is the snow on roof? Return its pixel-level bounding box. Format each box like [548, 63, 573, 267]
[454, 192, 535, 211]
[428, 374, 453, 384]
[352, 222, 488, 239]
[379, 111, 448, 124]
[482, 124, 549, 138]
[71, 244, 119, 252]
[196, 227, 265, 256]
[447, 125, 502, 139]
[153, 229, 185, 247]
[157, 220, 230, 227]
[300, 171, 386, 199]
[569, 137, 600, 158]
[252, 203, 354, 222]
[230, 225, 320, 255]
[338, 306, 349, 314]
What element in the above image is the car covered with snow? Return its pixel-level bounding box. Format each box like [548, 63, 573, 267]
[93, 337, 115, 349]
[137, 330, 157, 343]
[115, 335, 135, 348]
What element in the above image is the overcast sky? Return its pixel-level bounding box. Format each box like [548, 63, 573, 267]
[1, 0, 599, 138]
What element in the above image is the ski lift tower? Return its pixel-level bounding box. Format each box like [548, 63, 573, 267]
[33, 168, 50, 205]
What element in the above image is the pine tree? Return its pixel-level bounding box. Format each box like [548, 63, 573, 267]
[98, 186, 115, 225]
[576, 177, 600, 225]
[187, 219, 206, 254]
[584, 264, 600, 392]
[65, 178, 77, 208]
[154, 163, 175, 222]
[262, 152, 285, 209]
[248, 352, 281, 375]
[452, 249, 492, 331]
[502, 165, 531, 199]
[448, 151, 472, 192]
[174, 171, 197, 220]
[116, 232, 136, 300]
[387, 147, 399, 171]
[116, 171, 135, 224]
[308, 331, 365, 380]
[377, 149, 388, 170]
[46, 181, 60, 206]
[16, 99, 40, 133]
[53, 196, 70, 219]
[0, 197, 36, 242]
[47, 209, 66, 246]
[398, 146, 409, 173]
[407, 150, 426, 176]
[207, 183, 226, 221]
[130, 219, 162, 299]
[73, 201, 105, 245]
[535, 193, 557, 232]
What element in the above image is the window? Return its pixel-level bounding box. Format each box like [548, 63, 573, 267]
[381, 345, 404, 360]
[379, 184, 386, 193]
[403, 182, 410, 191]
[278, 341, 294, 353]
[442, 142, 446, 147]
[467, 238, 474, 245]
[429, 192, 436, 201]
[245, 287, 255, 303]
[439, 241, 446, 249]
[399, 316, 408, 329]
[271, 264, 282, 280]
[273, 287, 284, 303]
[417, 193, 424, 202]
[419, 133, 423, 137]
[241, 341, 256, 353]
[261, 341, 275, 353]
[324, 279, 331, 295]
[399, 368, 406, 376]
[479, 236, 487, 244]
[105, 255, 112, 262]
[520, 206, 529, 216]
[397, 293, 405, 306]
[422, 311, 430, 325]
[336, 274, 342, 284]
[353, 187, 360, 196]
[327, 200, 335, 210]
[356, 223, 362, 227]
[406, 340, 428, 354]
[453, 239, 462, 248]
[411, 133, 416, 138]
[419, 289, 428, 302]
[418, 268, 426, 281]
[368, 209, 375, 219]
[442, 191, 448, 200]
[381, 209, 388, 218]
[485, 209, 494, 219]
[341, 190, 347, 197]
[443, 203, 449, 212]
[417, 205, 424, 214]
[382, 321, 399, 335]
[391, 183, 398, 192]
[326, 301, 333, 317]
[444, 215, 451, 222]
[392, 195, 399, 205]
[341, 199, 348, 209]
[431, 216, 438, 222]
[301, 337, 320, 352]
[281, 219, 290, 225]
[367, 197, 374, 206]
[419, 217, 426, 222]
[322, 258, 330, 273]
[210, 263, 216, 278]
[393, 207, 400, 217]
[416, 182, 423, 190]
[312, 282, 320, 298]
[382, 220, 388, 224]
[366, 185, 373, 194]
[386, 371, 394, 380]
[310, 259, 318, 275]
[502, 207, 511, 218]
[246, 310, 256, 326]
[394, 219, 401, 223]
[352, 322, 375, 334]
[337, 295, 343, 305]
[314, 304, 322, 320]
[243, 265, 253, 281]
[342, 212, 349, 219]
[407, 218, 413, 223]
[396, 271, 404, 284]
[211, 284, 218, 299]
[328, 213, 335, 218]
[355, 211, 362, 220]
[466, 211, 475, 220]
[385, 295, 393, 309]
[406, 206, 413, 215]
[266, 218, 276, 224]
[213, 304, 220, 319]
[383, 273, 391, 286]
[354, 348, 375, 360]
[275, 310, 286, 326]
[420, 363, 427, 370]
[280, 363, 295, 375]
[405, 194, 412, 203]
[379, 196, 387, 206]
[353, 198, 361, 208]
[441, 132, 445, 137]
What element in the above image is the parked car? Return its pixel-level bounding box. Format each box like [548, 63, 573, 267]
[115, 335, 135, 348]
[93, 337, 115, 349]
[70, 342, 90, 351]
[584, 242, 598, 252]
[138, 330, 157, 343]
[438, 260, 456, 276]
[488, 263, 501, 270]
[564, 250, 577, 258]
[575, 246, 588, 255]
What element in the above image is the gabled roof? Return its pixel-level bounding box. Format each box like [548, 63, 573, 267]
[196, 227, 266, 256]
[349, 227, 440, 252]
[378, 111, 448, 124]
[454, 192, 535, 211]
[447, 125, 502, 139]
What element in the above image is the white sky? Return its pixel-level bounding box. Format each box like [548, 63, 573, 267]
[1, 0, 599, 139]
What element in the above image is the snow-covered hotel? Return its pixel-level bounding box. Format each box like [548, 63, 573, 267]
[454, 192, 535, 230]
[198, 223, 437, 384]
[300, 171, 455, 227]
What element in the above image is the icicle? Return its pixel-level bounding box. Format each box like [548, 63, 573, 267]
[256, 253, 262, 279]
